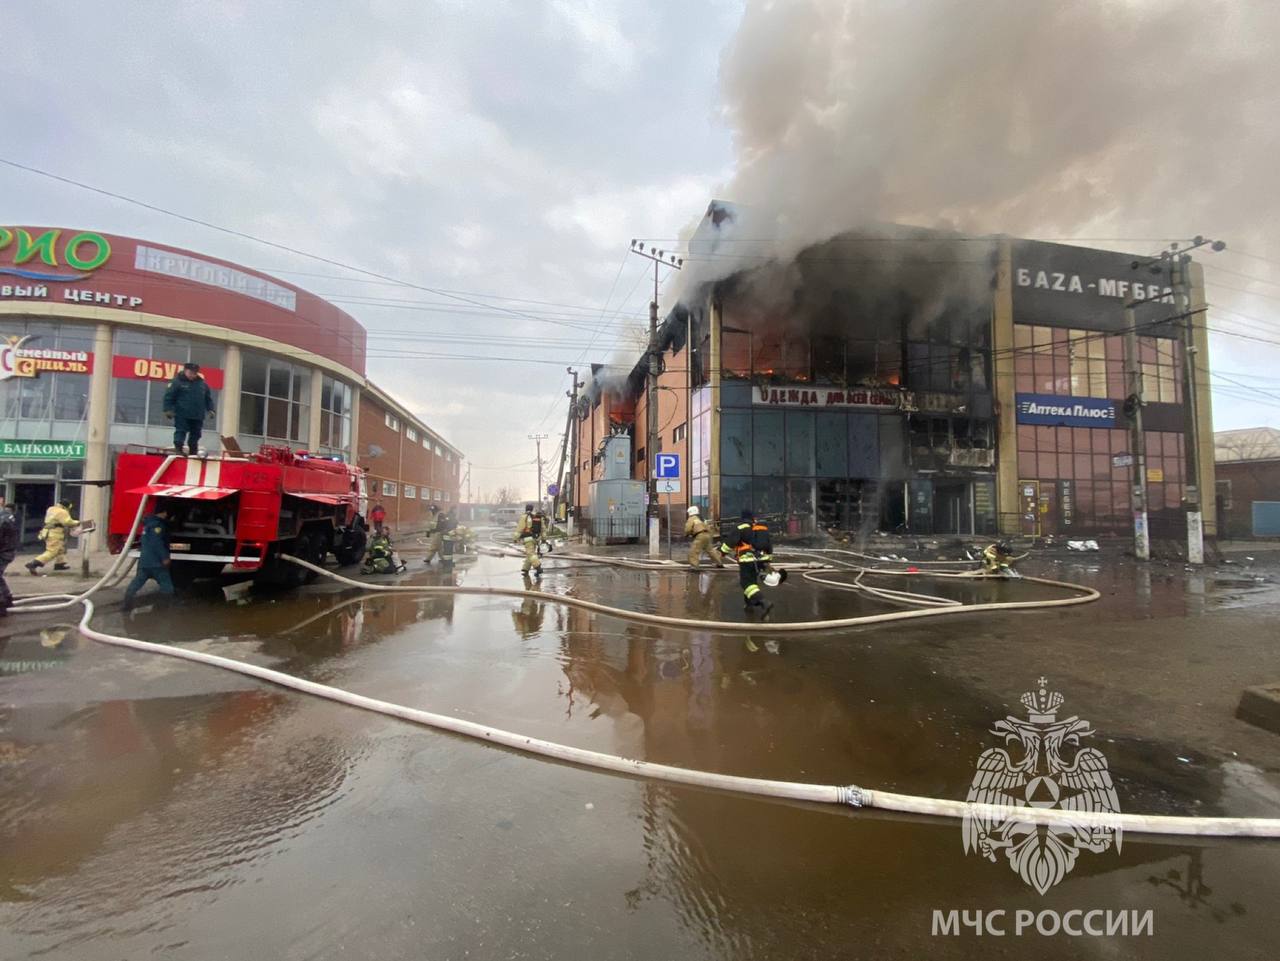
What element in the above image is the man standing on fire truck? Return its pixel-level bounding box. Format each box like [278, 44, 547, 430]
[163, 362, 216, 456]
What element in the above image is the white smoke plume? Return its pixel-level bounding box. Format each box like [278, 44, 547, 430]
[684, 0, 1280, 291]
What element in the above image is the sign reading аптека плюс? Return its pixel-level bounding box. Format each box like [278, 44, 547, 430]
[1015, 394, 1117, 429]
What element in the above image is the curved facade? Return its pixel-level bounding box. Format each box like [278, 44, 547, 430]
[1, 225, 460, 545]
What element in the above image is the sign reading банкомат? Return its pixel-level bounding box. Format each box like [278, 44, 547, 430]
[0, 439, 86, 460]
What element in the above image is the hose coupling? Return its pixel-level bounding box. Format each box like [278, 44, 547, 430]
[838, 785, 865, 808]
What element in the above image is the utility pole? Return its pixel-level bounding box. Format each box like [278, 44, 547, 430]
[1122, 303, 1150, 560]
[463, 461, 471, 522]
[1135, 235, 1224, 564]
[561, 368, 582, 535]
[528, 433, 548, 512]
[629, 240, 683, 557]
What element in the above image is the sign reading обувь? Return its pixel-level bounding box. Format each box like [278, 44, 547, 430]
[0, 439, 86, 460]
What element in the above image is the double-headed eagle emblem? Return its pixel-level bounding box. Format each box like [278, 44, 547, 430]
[963, 678, 1121, 894]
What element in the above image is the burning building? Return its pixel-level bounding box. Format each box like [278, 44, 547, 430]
[571, 202, 1216, 541]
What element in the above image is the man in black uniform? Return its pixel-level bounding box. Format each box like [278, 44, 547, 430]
[163, 362, 216, 456]
[122, 505, 175, 610]
[0, 494, 18, 615]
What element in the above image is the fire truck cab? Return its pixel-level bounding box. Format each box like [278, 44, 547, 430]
[107, 445, 369, 589]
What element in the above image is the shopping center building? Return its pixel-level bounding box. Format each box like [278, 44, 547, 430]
[571, 204, 1216, 539]
[1, 225, 461, 544]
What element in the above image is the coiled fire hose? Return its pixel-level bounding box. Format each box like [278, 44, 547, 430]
[9, 500, 1280, 837]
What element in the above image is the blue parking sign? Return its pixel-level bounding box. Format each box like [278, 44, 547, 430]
[655, 453, 680, 478]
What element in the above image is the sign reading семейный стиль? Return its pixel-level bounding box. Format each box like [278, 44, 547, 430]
[1015, 393, 1117, 428]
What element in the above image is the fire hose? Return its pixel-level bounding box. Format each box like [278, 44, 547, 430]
[8, 507, 1280, 837]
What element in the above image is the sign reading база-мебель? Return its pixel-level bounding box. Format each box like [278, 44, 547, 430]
[0, 439, 86, 459]
[1015, 394, 1116, 428]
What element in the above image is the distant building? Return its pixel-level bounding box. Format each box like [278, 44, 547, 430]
[1215, 427, 1280, 538]
[572, 202, 1217, 539]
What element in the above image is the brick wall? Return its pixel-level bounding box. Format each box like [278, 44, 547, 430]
[1216, 459, 1280, 538]
[357, 390, 462, 533]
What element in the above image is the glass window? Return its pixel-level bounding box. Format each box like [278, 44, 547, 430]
[405, 484, 417, 498]
[407, 427, 419, 442]
[113, 379, 147, 424]
[241, 354, 268, 394]
[720, 475, 752, 519]
[382, 481, 397, 496]
[784, 411, 813, 475]
[720, 412, 752, 475]
[239, 352, 310, 442]
[815, 412, 848, 477]
[53, 374, 89, 421]
[753, 476, 786, 516]
[752, 411, 784, 476]
[318, 376, 352, 455]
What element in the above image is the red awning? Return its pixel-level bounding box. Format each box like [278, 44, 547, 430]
[128, 484, 237, 500]
[287, 492, 345, 506]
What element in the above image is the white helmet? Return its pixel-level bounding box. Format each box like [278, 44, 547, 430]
[686, 506, 700, 516]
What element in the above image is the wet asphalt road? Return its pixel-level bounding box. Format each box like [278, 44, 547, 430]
[2, 538, 1280, 960]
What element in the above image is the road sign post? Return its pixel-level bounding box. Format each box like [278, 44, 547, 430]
[654, 455, 680, 559]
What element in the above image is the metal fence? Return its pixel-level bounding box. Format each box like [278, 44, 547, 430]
[582, 514, 646, 542]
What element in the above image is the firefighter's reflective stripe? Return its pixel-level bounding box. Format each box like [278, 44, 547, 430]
[737, 551, 756, 562]
[744, 583, 761, 599]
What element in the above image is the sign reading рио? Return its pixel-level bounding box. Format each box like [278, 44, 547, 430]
[0, 228, 112, 283]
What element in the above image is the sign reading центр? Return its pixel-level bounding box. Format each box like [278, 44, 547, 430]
[1015, 393, 1117, 428]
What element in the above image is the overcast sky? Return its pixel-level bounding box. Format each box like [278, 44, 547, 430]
[4, 0, 1277, 499]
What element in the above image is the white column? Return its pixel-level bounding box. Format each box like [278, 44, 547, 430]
[348, 384, 361, 462]
[81, 323, 113, 555]
[308, 370, 323, 451]
[219, 344, 242, 447]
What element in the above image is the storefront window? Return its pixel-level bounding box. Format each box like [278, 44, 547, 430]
[239, 351, 310, 445]
[1014, 323, 1178, 402]
[108, 329, 224, 429]
[784, 411, 813, 474]
[0, 320, 97, 434]
[814, 412, 848, 477]
[752, 411, 784, 476]
[318, 376, 353, 456]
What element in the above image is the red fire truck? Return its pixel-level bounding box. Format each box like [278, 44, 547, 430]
[107, 446, 369, 588]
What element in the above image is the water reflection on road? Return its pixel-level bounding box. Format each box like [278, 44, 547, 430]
[2, 549, 1279, 959]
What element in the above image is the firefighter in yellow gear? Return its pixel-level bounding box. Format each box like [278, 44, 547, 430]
[423, 504, 443, 564]
[515, 503, 543, 577]
[684, 506, 724, 569]
[27, 500, 79, 574]
[981, 541, 1016, 575]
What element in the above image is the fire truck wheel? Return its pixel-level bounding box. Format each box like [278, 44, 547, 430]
[336, 528, 367, 567]
[292, 531, 324, 585]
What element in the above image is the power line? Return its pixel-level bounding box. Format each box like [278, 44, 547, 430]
[0, 156, 614, 335]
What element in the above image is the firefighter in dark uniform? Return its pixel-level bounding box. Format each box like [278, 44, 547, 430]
[122, 506, 175, 610]
[0, 495, 18, 614]
[733, 508, 773, 615]
[163, 362, 216, 456]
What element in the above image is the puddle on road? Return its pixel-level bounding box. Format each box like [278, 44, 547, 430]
[2, 551, 1278, 959]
